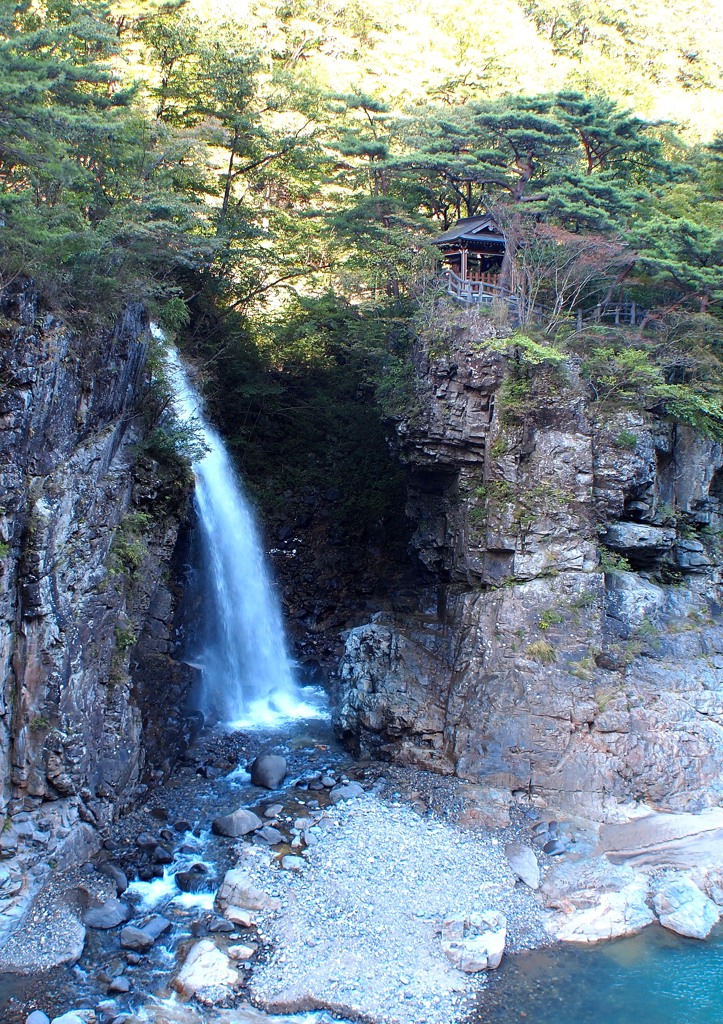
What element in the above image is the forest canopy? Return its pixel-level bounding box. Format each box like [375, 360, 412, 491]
[0, 0, 721, 502]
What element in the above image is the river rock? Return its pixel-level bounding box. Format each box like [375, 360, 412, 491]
[264, 804, 284, 818]
[441, 911, 506, 972]
[653, 874, 720, 939]
[504, 842, 540, 890]
[256, 825, 286, 846]
[250, 755, 287, 790]
[281, 855, 305, 871]
[26, 1013, 51, 1024]
[212, 808, 264, 838]
[171, 939, 239, 1002]
[329, 781, 364, 804]
[108, 976, 131, 993]
[49, 1015, 85, 1024]
[120, 915, 171, 952]
[215, 868, 281, 913]
[82, 898, 132, 929]
[228, 942, 257, 961]
[96, 863, 128, 895]
[175, 863, 214, 893]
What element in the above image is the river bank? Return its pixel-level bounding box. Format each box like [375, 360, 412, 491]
[5, 702, 723, 1024]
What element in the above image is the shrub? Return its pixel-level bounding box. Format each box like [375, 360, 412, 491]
[526, 639, 556, 664]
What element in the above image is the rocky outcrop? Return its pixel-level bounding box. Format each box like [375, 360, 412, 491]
[336, 306, 723, 820]
[0, 281, 193, 938]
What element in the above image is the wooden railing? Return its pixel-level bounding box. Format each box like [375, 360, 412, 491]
[444, 270, 648, 327]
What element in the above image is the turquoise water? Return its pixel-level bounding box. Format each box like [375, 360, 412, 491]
[481, 925, 723, 1024]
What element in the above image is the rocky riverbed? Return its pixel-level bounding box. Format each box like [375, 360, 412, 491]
[5, 710, 723, 1024]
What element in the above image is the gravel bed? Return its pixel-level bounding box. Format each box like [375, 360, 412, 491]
[248, 792, 550, 1024]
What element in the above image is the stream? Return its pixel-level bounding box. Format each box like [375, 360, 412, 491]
[2, 345, 722, 1024]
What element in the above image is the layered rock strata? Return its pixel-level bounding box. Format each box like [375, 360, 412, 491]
[0, 282, 192, 939]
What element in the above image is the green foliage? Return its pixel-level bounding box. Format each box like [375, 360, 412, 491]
[0, 540, 8, 559]
[114, 625, 138, 652]
[539, 608, 565, 630]
[613, 429, 638, 450]
[108, 511, 151, 576]
[599, 548, 632, 572]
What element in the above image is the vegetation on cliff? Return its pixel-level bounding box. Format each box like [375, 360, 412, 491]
[0, 0, 721, 516]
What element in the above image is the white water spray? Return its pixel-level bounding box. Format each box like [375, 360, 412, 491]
[162, 342, 323, 729]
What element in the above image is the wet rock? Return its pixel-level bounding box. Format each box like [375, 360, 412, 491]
[223, 907, 256, 927]
[329, 781, 364, 804]
[175, 863, 214, 894]
[83, 898, 133, 929]
[49, 1015, 85, 1024]
[120, 915, 171, 952]
[174, 820, 193, 833]
[653, 874, 720, 939]
[264, 804, 284, 819]
[150, 806, 169, 821]
[135, 832, 158, 849]
[250, 755, 287, 790]
[215, 868, 280, 913]
[171, 939, 239, 1002]
[321, 777, 336, 788]
[543, 838, 567, 857]
[212, 808, 263, 838]
[504, 843, 540, 890]
[441, 911, 506, 972]
[152, 845, 174, 865]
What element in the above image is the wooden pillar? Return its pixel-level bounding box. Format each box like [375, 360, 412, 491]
[461, 247, 468, 281]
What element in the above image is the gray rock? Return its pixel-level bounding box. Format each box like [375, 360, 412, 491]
[108, 976, 131, 994]
[281, 855, 306, 871]
[175, 863, 214, 894]
[264, 803, 284, 818]
[256, 825, 286, 846]
[603, 522, 676, 556]
[82, 898, 132, 929]
[441, 911, 506, 972]
[96, 863, 128, 895]
[26, 1013, 51, 1024]
[171, 939, 239, 1001]
[212, 808, 263, 838]
[215, 868, 281, 913]
[330, 781, 364, 804]
[653, 874, 720, 939]
[543, 838, 567, 856]
[250, 755, 287, 790]
[49, 1015, 85, 1024]
[119, 915, 171, 952]
[504, 842, 540, 890]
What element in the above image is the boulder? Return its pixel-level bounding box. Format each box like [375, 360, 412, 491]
[504, 842, 540, 890]
[212, 808, 263, 838]
[329, 781, 364, 804]
[49, 1016, 85, 1024]
[256, 825, 286, 846]
[215, 868, 281, 913]
[441, 911, 506, 972]
[108, 976, 131, 994]
[543, 858, 653, 943]
[653, 874, 720, 939]
[26, 1013, 51, 1024]
[250, 755, 287, 790]
[82, 898, 132, 929]
[171, 939, 239, 1002]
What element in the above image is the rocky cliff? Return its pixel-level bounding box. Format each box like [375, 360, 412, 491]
[336, 305, 723, 821]
[0, 281, 192, 937]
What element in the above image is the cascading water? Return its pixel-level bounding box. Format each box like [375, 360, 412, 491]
[162, 342, 323, 729]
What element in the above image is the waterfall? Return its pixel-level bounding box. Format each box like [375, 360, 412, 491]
[162, 342, 322, 729]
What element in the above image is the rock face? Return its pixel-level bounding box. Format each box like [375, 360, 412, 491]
[0, 280, 194, 940]
[335, 308, 723, 819]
